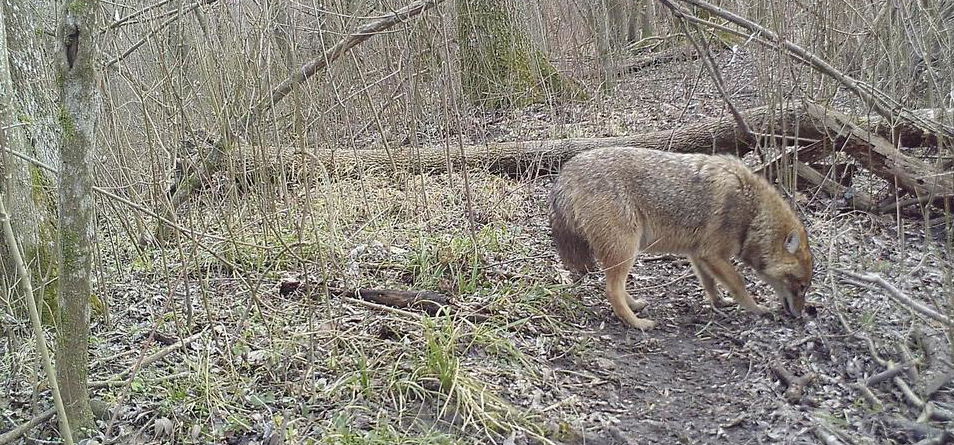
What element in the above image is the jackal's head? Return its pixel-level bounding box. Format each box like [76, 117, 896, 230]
[756, 226, 813, 317]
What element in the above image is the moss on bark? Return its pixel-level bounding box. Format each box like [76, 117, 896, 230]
[457, 0, 586, 108]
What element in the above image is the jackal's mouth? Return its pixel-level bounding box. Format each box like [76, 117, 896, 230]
[781, 284, 807, 317]
[782, 293, 799, 317]
[762, 274, 805, 317]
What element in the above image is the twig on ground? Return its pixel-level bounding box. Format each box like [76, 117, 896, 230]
[0, 408, 56, 445]
[337, 288, 453, 316]
[867, 360, 917, 386]
[103, 330, 206, 385]
[812, 426, 846, 445]
[770, 362, 816, 403]
[342, 296, 423, 320]
[851, 382, 884, 411]
[837, 270, 954, 327]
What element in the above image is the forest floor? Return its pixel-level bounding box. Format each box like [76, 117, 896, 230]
[2, 51, 953, 445]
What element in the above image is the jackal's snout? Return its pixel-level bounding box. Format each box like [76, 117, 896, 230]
[783, 280, 808, 317]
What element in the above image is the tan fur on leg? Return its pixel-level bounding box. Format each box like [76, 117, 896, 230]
[699, 257, 770, 314]
[600, 239, 656, 330]
[690, 257, 734, 308]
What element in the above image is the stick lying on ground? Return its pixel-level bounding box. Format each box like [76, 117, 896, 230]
[770, 362, 816, 403]
[837, 269, 954, 327]
[280, 279, 491, 321]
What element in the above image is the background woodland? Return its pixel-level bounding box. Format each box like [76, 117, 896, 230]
[1, 0, 953, 444]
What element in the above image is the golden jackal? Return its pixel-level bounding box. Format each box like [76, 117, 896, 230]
[549, 147, 813, 330]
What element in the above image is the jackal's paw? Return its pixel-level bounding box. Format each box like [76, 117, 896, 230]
[748, 304, 771, 315]
[710, 297, 736, 308]
[628, 298, 648, 311]
[627, 318, 657, 331]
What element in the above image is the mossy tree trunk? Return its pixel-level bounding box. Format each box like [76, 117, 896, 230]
[54, 0, 100, 435]
[457, 0, 585, 108]
[0, 1, 60, 321]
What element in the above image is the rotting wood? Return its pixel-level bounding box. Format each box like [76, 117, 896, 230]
[0, 408, 56, 445]
[912, 329, 954, 399]
[613, 45, 699, 75]
[806, 104, 954, 208]
[878, 194, 940, 215]
[867, 360, 918, 386]
[214, 102, 947, 184]
[796, 163, 858, 191]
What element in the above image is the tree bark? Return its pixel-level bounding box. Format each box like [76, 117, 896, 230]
[54, 0, 100, 434]
[0, 0, 59, 320]
[806, 103, 954, 207]
[457, 0, 585, 108]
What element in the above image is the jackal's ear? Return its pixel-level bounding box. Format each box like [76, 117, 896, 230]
[784, 230, 800, 254]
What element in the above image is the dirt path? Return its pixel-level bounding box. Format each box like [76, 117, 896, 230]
[546, 298, 810, 444]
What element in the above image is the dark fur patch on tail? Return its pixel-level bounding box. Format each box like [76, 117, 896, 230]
[549, 189, 596, 273]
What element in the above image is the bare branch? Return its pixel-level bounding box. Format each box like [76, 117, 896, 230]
[239, 0, 444, 133]
[837, 269, 954, 327]
[672, 0, 954, 138]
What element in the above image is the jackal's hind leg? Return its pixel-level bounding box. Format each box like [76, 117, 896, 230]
[689, 256, 734, 308]
[598, 235, 656, 330]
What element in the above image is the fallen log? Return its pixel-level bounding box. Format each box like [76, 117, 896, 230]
[614, 45, 699, 75]
[158, 102, 952, 242]
[793, 161, 876, 212]
[220, 102, 948, 181]
[335, 288, 452, 316]
[805, 104, 954, 208]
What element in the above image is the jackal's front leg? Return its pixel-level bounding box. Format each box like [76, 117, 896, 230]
[698, 257, 770, 315]
[689, 257, 734, 308]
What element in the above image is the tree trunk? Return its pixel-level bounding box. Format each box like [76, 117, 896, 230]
[264, 102, 803, 177]
[0, 0, 59, 321]
[163, 103, 952, 239]
[191, 102, 947, 177]
[225, 102, 952, 203]
[54, 0, 100, 434]
[457, 0, 585, 108]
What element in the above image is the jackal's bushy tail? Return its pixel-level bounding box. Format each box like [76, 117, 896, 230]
[548, 185, 596, 273]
